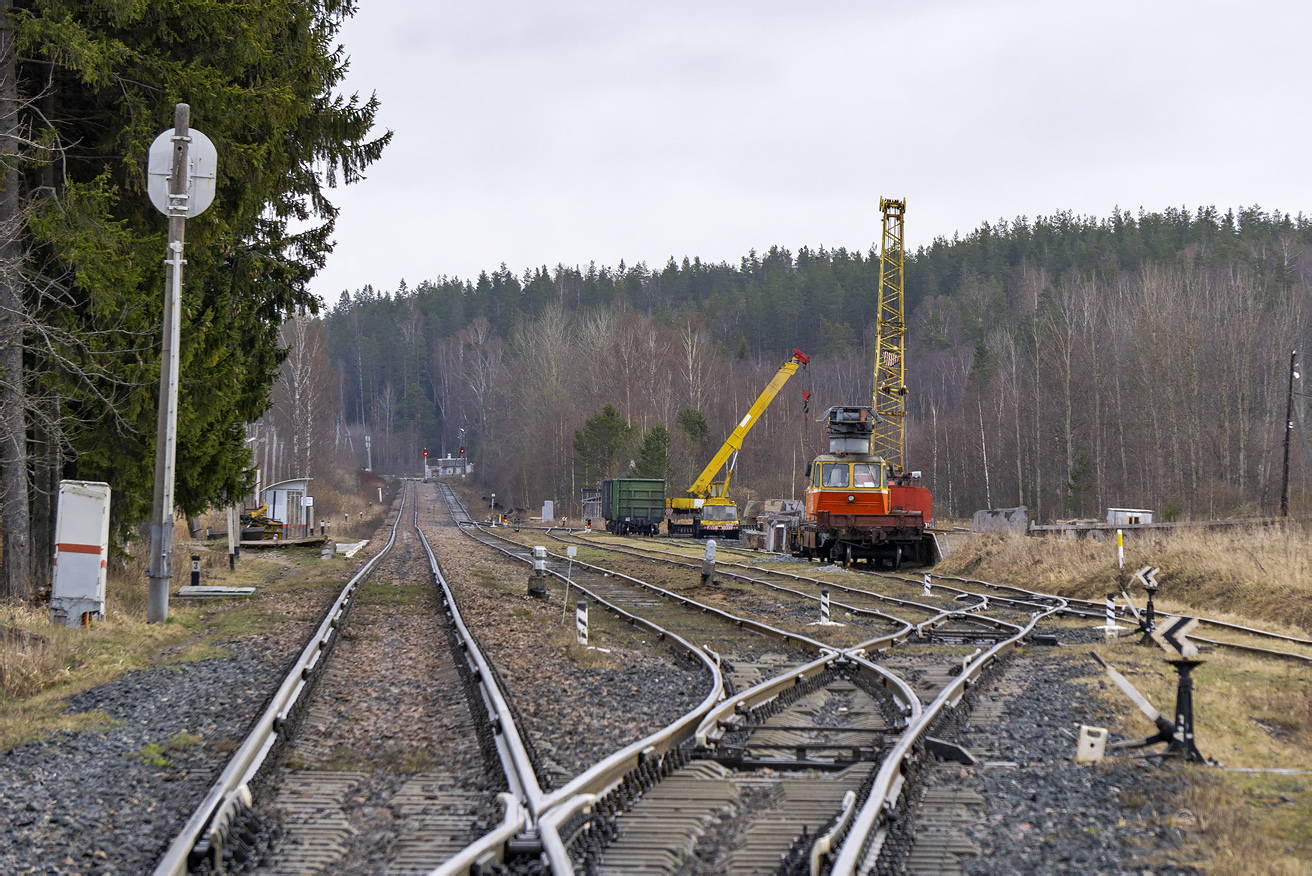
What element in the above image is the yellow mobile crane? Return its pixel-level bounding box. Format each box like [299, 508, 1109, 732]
[667, 349, 809, 539]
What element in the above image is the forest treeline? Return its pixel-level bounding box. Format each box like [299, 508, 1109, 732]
[310, 206, 1312, 522]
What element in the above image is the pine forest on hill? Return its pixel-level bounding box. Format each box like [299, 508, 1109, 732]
[295, 206, 1312, 523]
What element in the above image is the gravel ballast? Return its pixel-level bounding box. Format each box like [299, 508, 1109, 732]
[0, 510, 398, 874]
[419, 490, 712, 783]
[0, 641, 299, 874]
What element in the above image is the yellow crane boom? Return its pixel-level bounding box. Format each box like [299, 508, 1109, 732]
[667, 348, 809, 538]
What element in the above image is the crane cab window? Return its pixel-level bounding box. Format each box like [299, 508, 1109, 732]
[702, 505, 738, 521]
[821, 463, 849, 488]
[852, 464, 882, 489]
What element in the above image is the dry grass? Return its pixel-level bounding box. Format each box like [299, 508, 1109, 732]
[0, 588, 191, 749]
[1172, 773, 1312, 875]
[937, 522, 1312, 634]
[0, 509, 369, 751]
[941, 524, 1312, 872]
[194, 469, 396, 543]
[1071, 619, 1312, 871]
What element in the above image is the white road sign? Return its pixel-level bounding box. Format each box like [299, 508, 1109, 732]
[147, 127, 217, 218]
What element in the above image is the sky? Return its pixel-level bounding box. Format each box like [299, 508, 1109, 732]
[308, 0, 1311, 302]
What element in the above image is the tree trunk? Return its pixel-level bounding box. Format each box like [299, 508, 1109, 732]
[0, 1, 28, 599]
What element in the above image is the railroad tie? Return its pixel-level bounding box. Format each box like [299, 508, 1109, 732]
[720, 771, 872, 875]
[386, 772, 490, 874]
[905, 775, 985, 876]
[264, 771, 369, 875]
[596, 761, 740, 875]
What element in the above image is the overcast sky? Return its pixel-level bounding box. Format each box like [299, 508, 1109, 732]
[308, 0, 1310, 302]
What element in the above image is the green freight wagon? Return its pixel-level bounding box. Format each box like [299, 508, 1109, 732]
[600, 478, 666, 536]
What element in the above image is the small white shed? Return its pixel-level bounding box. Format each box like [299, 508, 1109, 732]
[264, 477, 314, 537]
[1107, 508, 1153, 526]
[435, 455, 472, 476]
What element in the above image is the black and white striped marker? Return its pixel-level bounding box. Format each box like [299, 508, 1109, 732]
[576, 599, 588, 645]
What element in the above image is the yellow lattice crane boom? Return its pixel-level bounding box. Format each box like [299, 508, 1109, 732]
[872, 197, 907, 473]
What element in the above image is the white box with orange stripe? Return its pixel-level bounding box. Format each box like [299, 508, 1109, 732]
[51, 480, 111, 627]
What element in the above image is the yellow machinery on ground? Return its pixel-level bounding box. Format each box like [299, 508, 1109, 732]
[667, 349, 809, 539]
[240, 504, 283, 540]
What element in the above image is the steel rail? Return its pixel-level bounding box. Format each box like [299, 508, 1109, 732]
[830, 602, 1064, 875]
[413, 490, 560, 874]
[153, 481, 411, 876]
[561, 534, 1034, 647]
[530, 566, 724, 814]
[600, 535, 1070, 620]
[694, 653, 838, 747]
[694, 647, 921, 749]
[413, 491, 546, 813]
[429, 793, 526, 876]
[444, 491, 1046, 874]
[551, 531, 958, 621]
[543, 530, 919, 632]
[467, 525, 835, 655]
[429, 482, 730, 875]
[920, 571, 1312, 659]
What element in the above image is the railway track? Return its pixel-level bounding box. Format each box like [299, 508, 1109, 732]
[435, 486, 1058, 875]
[154, 481, 548, 875]
[583, 531, 1312, 663]
[162, 482, 1297, 874]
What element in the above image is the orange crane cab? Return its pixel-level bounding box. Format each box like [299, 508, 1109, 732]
[800, 406, 932, 567]
[797, 198, 936, 568]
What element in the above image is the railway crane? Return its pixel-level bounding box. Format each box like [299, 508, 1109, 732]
[798, 199, 935, 567]
[667, 349, 809, 539]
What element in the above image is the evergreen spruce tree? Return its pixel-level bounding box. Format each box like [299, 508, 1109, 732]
[0, 0, 389, 581]
[635, 424, 669, 480]
[573, 404, 634, 485]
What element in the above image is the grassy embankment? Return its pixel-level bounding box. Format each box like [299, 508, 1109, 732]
[0, 475, 396, 753]
[938, 523, 1312, 874]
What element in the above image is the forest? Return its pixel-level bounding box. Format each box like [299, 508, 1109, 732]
[282, 205, 1312, 524]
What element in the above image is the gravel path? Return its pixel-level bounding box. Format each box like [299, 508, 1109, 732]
[0, 640, 295, 874]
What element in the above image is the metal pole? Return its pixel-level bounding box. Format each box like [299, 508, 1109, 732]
[146, 103, 191, 623]
[1281, 349, 1296, 518]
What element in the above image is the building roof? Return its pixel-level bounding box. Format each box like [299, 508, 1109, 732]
[264, 478, 312, 492]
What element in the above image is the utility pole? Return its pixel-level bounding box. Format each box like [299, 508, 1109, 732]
[144, 104, 216, 622]
[1281, 349, 1298, 518]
